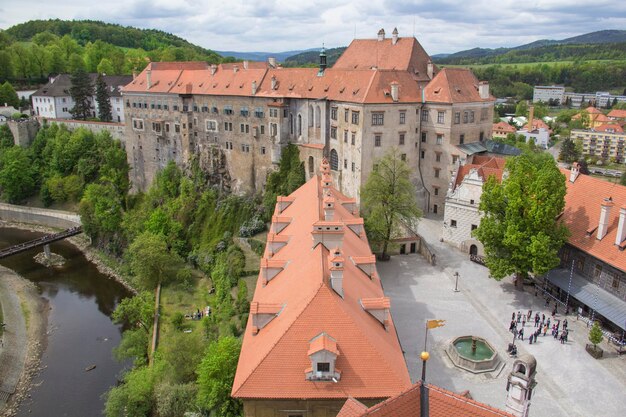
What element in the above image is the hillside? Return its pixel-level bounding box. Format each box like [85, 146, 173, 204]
[283, 46, 345, 67]
[215, 49, 313, 63]
[4, 19, 218, 57]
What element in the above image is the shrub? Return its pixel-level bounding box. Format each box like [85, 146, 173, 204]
[239, 215, 266, 237]
[171, 312, 185, 331]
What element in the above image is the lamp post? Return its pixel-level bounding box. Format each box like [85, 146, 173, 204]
[453, 272, 460, 292]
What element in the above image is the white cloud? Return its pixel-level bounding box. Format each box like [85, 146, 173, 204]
[1, 0, 625, 54]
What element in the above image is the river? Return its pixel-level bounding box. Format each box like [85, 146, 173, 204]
[0, 227, 131, 417]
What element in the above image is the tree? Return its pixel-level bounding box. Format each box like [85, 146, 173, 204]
[236, 279, 249, 314]
[104, 362, 164, 417]
[515, 100, 528, 117]
[95, 73, 112, 122]
[10, 43, 32, 79]
[79, 182, 124, 245]
[558, 138, 579, 163]
[588, 321, 603, 352]
[473, 152, 569, 287]
[0, 125, 14, 149]
[361, 149, 422, 260]
[262, 143, 305, 218]
[69, 67, 93, 120]
[196, 336, 242, 417]
[577, 158, 590, 175]
[0, 146, 35, 203]
[0, 51, 13, 82]
[127, 231, 182, 289]
[68, 53, 85, 73]
[97, 58, 114, 75]
[154, 383, 197, 417]
[112, 291, 155, 334]
[0, 81, 20, 108]
[30, 44, 50, 78]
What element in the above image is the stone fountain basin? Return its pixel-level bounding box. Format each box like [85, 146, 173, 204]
[445, 335, 502, 374]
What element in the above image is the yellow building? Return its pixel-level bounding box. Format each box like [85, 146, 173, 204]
[572, 124, 626, 163]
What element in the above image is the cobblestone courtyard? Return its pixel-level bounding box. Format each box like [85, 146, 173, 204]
[378, 218, 626, 417]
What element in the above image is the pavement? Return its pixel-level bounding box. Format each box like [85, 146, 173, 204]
[378, 216, 626, 417]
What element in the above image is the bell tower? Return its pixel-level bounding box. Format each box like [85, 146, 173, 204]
[505, 354, 537, 417]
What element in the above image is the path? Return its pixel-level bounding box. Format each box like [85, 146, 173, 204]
[377, 216, 626, 417]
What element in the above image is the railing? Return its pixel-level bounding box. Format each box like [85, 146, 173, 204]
[0, 226, 82, 259]
[470, 254, 486, 265]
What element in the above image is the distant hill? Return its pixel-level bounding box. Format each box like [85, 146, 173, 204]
[435, 30, 626, 64]
[283, 47, 346, 67]
[4, 19, 219, 57]
[215, 49, 314, 63]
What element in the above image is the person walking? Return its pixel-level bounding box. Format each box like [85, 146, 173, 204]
[560, 331, 566, 344]
[518, 328, 524, 340]
[534, 315, 540, 328]
[554, 326, 559, 339]
[563, 319, 568, 331]
[510, 320, 516, 332]
[564, 329, 569, 343]
[527, 309, 532, 321]
[543, 324, 548, 336]
[517, 311, 521, 323]
[546, 318, 551, 329]
[512, 312, 516, 321]
[522, 317, 526, 327]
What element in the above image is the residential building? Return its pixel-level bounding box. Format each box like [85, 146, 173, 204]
[543, 165, 626, 335]
[492, 121, 516, 138]
[232, 158, 411, 416]
[121, 28, 495, 214]
[572, 126, 626, 163]
[533, 85, 565, 104]
[517, 127, 550, 149]
[443, 155, 506, 255]
[32, 74, 132, 122]
[608, 109, 626, 122]
[595, 92, 626, 108]
[0, 105, 19, 125]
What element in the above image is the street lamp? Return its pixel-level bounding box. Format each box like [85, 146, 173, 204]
[453, 272, 460, 292]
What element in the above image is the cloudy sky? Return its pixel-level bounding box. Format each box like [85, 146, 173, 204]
[1, 0, 625, 54]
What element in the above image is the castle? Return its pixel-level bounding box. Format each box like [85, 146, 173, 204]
[121, 28, 494, 213]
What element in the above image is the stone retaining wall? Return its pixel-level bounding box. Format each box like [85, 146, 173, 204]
[0, 203, 81, 229]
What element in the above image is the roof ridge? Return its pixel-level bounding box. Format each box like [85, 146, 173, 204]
[232, 280, 325, 397]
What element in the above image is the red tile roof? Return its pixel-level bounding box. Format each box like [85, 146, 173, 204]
[525, 118, 551, 133]
[594, 124, 624, 133]
[232, 164, 411, 400]
[454, 156, 506, 188]
[492, 121, 516, 134]
[423, 68, 495, 103]
[585, 106, 603, 114]
[561, 169, 626, 272]
[608, 109, 626, 119]
[337, 382, 514, 417]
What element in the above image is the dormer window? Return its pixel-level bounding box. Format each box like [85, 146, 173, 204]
[306, 333, 341, 381]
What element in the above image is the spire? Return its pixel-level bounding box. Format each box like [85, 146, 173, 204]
[318, 44, 327, 76]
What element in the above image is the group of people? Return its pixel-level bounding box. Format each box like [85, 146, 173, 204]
[508, 306, 570, 351]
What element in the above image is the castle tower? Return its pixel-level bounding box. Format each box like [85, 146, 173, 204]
[505, 354, 537, 417]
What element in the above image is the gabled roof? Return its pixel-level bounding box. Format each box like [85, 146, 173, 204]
[453, 156, 506, 188]
[561, 168, 626, 272]
[337, 383, 514, 417]
[492, 121, 516, 133]
[423, 68, 495, 103]
[33, 74, 132, 98]
[608, 109, 626, 119]
[594, 124, 624, 133]
[232, 166, 410, 400]
[525, 118, 551, 133]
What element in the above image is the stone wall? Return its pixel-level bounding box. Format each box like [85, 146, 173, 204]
[43, 118, 126, 142]
[0, 203, 81, 229]
[7, 119, 40, 147]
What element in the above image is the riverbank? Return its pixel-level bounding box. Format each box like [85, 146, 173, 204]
[0, 266, 48, 417]
[0, 220, 136, 295]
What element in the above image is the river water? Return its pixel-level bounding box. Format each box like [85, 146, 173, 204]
[0, 227, 131, 417]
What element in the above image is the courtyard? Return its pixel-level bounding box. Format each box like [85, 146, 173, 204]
[378, 218, 626, 417]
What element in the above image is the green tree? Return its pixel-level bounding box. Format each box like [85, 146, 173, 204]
[0, 51, 14, 81]
[10, 43, 32, 79]
[236, 279, 249, 314]
[0, 81, 20, 108]
[161, 331, 204, 383]
[30, 43, 50, 78]
[95, 73, 113, 122]
[113, 328, 149, 366]
[196, 336, 242, 417]
[0, 125, 14, 149]
[67, 52, 85, 73]
[69, 67, 93, 120]
[79, 182, 124, 245]
[361, 149, 422, 260]
[97, 58, 115, 75]
[104, 362, 164, 417]
[154, 383, 197, 417]
[473, 153, 569, 287]
[588, 321, 603, 352]
[112, 291, 155, 334]
[558, 138, 579, 163]
[262, 143, 305, 218]
[46, 45, 66, 74]
[127, 231, 182, 289]
[515, 100, 528, 117]
[0, 146, 35, 203]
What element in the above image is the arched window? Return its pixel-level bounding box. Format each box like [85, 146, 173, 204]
[289, 114, 293, 135]
[297, 114, 302, 136]
[308, 156, 314, 173]
[330, 149, 338, 171]
[315, 106, 321, 128]
[308, 105, 314, 127]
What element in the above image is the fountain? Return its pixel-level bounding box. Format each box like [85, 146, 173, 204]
[446, 336, 502, 374]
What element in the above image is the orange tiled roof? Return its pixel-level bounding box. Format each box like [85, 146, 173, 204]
[525, 118, 551, 133]
[338, 382, 514, 417]
[492, 121, 516, 134]
[561, 169, 626, 272]
[594, 124, 624, 133]
[423, 68, 495, 103]
[585, 106, 602, 114]
[232, 167, 411, 400]
[454, 156, 506, 188]
[608, 109, 626, 119]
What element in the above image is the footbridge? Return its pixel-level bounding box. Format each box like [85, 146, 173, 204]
[0, 226, 82, 259]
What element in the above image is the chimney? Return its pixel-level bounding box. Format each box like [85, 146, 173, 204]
[392, 27, 399, 45]
[427, 60, 434, 79]
[146, 68, 152, 90]
[528, 105, 534, 131]
[390, 82, 399, 102]
[233, 65, 239, 73]
[268, 57, 277, 68]
[597, 197, 614, 240]
[251, 80, 257, 95]
[271, 75, 277, 90]
[616, 206, 626, 246]
[329, 248, 344, 297]
[377, 28, 385, 41]
[243, 60, 249, 70]
[132, 71, 137, 80]
[210, 64, 217, 75]
[479, 81, 490, 99]
[569, 162, 580, 183]
[323, 194, 335, 221]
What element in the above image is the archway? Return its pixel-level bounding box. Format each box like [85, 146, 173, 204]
[469, 244, 478, 256]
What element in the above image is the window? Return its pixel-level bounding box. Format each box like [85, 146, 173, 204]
[331, 126, 337, 139]
[241, 144, 250, 153]
[469, 111, 475, 123]
[351, 132, 355, 145]
[351, 162, 355, 172]
[330, 149, 339, 171]
[261, 146, 266, 154]
[344, 109, 349, 122]
[224, 122, 233, 131]
[317, 362, 330, 372]
[454, 112, 460, 124]
[284, 108, 289, 117]
[224, 105, 233, 115]
[152, 122, 161, 133]
[421, 109, 429, 122]
[269, 108, 278, 117]
[433, 187, 439, 196]
[480, 131, 484, 141]
[331, 107, 338, 120]
[421, 132, 427, 143]
[481, 108, 488, 121]
[451, 219, 457, 227]
[594, 264, 603, 279]
[436, 134, 443, 145]
[459, 134, 465, 145]
[255, 107, 264, 117]
[206, 120, 217, 131]
[212, 106, 219, 114]
[240, 107, 249, 116]
[175, 123, 180, 133]
[612, 273, 620, 289]
[344, 130, 348, 143]
[434, 168, 440, 178]
[399, 133, 405, 145]
[132, 118, 144, 131]
[344, 159, 348, 169]
[471, 224, 478, 231]
[372, 112, 384, 125]
[401, 153, 406, 161]
[165, 123, 170, 133]
[470, 199, 475, 205]
[399, 111, 406, 124]
[352, 111, 360, 125]
[463, 111, 468, 123]
[452, 155, 459, 164]
[374, 134, 381, 147]
[420, 150, 425, 159]
[437, 111, 445, 124]
[260, 125, 265, 135]
[240, 123, 245, 133]
[435, 152, 441, 162]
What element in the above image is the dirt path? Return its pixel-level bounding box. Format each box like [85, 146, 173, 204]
[0, 266, 48, 417]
